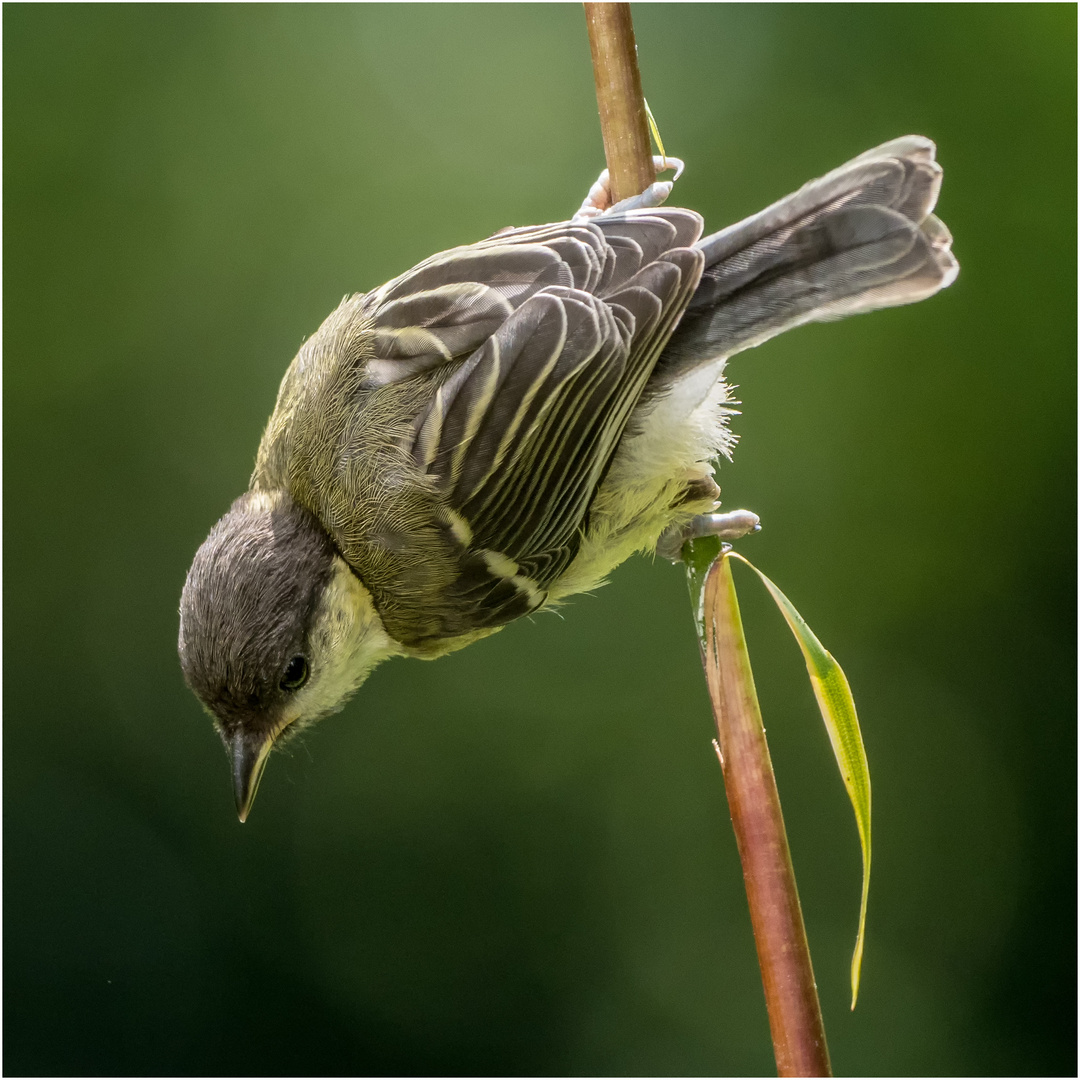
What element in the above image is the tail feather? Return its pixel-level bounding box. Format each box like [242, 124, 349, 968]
[656, 136, 958, 382]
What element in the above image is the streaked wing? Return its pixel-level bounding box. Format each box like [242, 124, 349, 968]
[363, 222, 613, 387]
[362, 210, 704, 629]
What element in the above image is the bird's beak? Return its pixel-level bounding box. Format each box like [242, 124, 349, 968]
[229, 731, 274, 823]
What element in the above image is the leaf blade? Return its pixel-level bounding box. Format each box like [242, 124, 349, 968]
[728, 551, 872, 1010]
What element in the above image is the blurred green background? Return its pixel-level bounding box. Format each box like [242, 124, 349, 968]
[5, 4, 1075, 1076]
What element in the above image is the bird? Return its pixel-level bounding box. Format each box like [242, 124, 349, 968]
[178, 136, 957, 821]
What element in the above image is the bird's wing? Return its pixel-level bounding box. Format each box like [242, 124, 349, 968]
[363, 210, 704, 627]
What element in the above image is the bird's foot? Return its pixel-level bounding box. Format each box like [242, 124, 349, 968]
[657, 509, 761, 563]
[572, 156, 685, 222]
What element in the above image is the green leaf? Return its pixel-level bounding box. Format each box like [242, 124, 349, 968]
[727, 551, 872, 1010]
[643, 97, 668, 164]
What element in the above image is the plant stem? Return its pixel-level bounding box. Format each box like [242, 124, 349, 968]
[581, 5, 832, 1070]
[700, 551, 831, 1077]
[583, 3, 656, 202]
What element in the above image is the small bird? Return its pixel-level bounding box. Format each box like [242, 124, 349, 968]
[179, 136, 957, 820]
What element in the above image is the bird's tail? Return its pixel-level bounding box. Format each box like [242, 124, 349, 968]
[655, 136, 958, 383]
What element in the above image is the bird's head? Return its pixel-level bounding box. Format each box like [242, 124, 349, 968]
[179, 489, 397, 820]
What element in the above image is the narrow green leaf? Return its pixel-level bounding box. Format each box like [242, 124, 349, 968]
[727, 551, 872, 1010]
[643, 97, 667, 166]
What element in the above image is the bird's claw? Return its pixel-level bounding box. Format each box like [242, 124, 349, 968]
[573, 156, 686, 222]
[657, 509, 761, 563]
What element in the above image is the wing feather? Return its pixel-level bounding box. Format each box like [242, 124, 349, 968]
[360, 208, 706, 630]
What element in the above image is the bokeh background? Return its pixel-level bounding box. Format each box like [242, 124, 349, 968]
[5, 5, 1075, 1076]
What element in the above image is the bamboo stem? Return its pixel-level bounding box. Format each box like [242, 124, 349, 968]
[583, 3, 656, 202]
[701, 553, 831, 1077]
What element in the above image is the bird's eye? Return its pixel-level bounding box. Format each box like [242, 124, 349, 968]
[280, 655, 309, 691]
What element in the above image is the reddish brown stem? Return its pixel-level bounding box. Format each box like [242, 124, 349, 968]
[583, 3, 656, 202]
[582, 7, 832, 1070]
[703, 555, 832, 1077]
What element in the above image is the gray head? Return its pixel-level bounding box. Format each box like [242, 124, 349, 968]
[179, 489, 396, 820]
